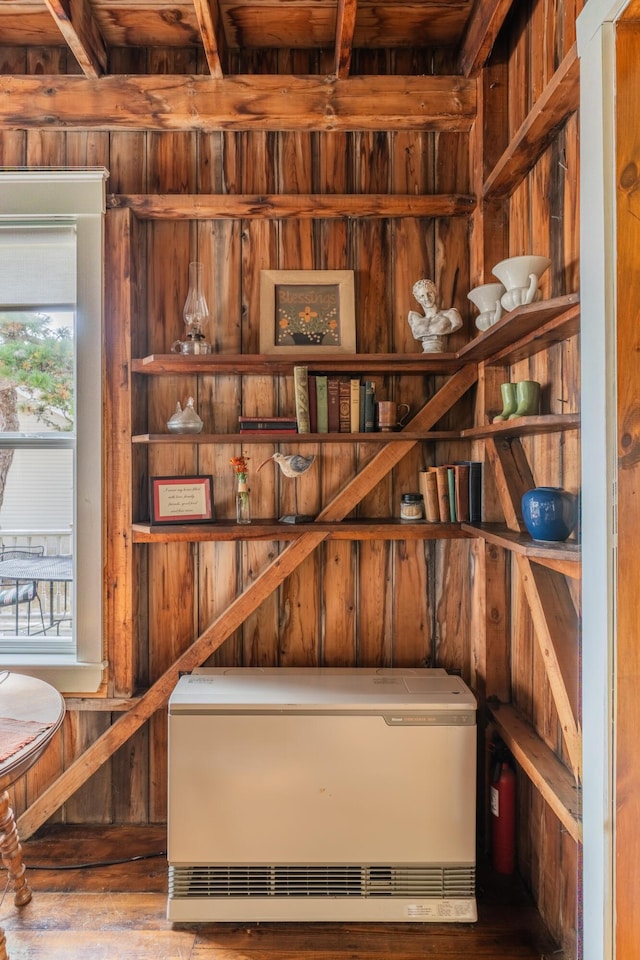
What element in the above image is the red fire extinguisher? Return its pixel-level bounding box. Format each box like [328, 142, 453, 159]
[490, 749, 516, 874]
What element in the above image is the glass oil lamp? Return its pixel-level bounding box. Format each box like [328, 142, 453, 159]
[172, 261, 212, 354]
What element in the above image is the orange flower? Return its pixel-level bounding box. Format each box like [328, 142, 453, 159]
[230, 455, 250, 476]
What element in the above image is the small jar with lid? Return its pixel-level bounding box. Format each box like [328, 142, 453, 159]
[400, 492, 424, 521]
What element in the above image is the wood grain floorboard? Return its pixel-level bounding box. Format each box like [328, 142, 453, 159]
[0, 826, 566, 959]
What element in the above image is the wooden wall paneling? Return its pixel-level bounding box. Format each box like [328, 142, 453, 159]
[560, 828, 579, 957]
[65, 131, 110, 169]
[196, 217, 243, 664]
[145, 49, 198, 196]
[561, 113, 580, 298]
[317, 131, 358, 665]
[23, 726, 64, 825]
[0, 43, 27, 129]
[104, 207, 141, 697]
[63, 712, 113, 822]
[353, 126, 396, 663]
[276, 108, 322, 665]
[507, 2, 531, 133]
[145, 220, 198, 821]
[516, 557, 581, 778]
[321, 538, 356, 665]
[391, 213, 434, 667]
[0, 123, 25, 165]
[471, 48, 509, 288]
[433, 538, 472, 675]
[110, 724, 150, 823]
[615, 25, 640, 958]
[510, 570, 536, 883]
[23, 49, 67, 166]
[108, 133, 148, 194]
[197, 131, 226, 194]
[106, 47, 148, 195]
[469, 536, 510, 849]
[25, 128, 67, 167]
[239, 129, 280, 663]
[505, 1, 531, 258]
[530, 0, 556, 98]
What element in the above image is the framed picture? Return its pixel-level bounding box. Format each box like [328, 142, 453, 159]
[149, 475, 214, 525]
[259, 269, 356, 354]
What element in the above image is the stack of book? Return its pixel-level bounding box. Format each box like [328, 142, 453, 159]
[419, 462, 482, 523]
[238, 416, 298, 434]
[294, 366, 376, 433]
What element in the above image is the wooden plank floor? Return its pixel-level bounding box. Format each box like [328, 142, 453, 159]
[1, 826, 566, 959]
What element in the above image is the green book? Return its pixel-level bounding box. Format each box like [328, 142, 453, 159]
[316, 375, 328, 433]
[447, 467, 457, 522]
[293, 365, 310, 433]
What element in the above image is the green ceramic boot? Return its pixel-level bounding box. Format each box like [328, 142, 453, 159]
[508, 380, 541, 419]
[493, 382, 517, 422]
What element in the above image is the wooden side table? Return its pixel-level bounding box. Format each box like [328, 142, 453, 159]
[0, 672, 65, 960]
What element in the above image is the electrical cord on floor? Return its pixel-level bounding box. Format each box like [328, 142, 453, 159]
[26, 850, 166, 870]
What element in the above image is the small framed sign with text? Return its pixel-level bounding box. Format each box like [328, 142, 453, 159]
[149, 475, 214, 525]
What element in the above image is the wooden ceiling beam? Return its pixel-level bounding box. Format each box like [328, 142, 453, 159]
[333, 0, 358, 79]
[0, 74, 476, 132]
[192, 0, 225, 78]
[107, 193, 476, 219]
[456, 0, 514, 77]
[42, 0, 108, 79]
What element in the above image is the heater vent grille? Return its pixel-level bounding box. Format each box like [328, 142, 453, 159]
[169, 864, 476, 900]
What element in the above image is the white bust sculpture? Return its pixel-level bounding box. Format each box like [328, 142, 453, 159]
[407, 278, 463, 353]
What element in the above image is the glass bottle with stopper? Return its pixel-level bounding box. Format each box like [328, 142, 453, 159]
[172, 261, 212, 354]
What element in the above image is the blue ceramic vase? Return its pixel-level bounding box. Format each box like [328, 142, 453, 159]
[521, 487, 578, 542]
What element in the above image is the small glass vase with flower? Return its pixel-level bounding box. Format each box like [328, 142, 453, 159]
[230, 455, 251, 524]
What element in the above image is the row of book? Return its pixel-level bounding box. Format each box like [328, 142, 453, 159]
[419, 462, 482, 523]
[294, 366, 376, 434]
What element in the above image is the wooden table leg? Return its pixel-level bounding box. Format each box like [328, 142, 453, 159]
[0, 790, 32, 906]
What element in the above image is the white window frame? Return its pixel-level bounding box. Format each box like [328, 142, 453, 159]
[0, 168, 107, 693]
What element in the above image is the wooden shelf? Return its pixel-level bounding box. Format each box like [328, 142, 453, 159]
[133, 417, 576, 444]
[131, 352, 462, 375]
[132, 430, 458, 444]
[132, 295, 579, 376]
[489, 701, 582, 843]
[463, 522, 581, 576]
[132, 519, 474, 543]
[457, 294, 579, 363]
[461, 413, 580, 440]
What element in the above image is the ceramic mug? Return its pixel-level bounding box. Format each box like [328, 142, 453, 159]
[376, 401, 411, 432]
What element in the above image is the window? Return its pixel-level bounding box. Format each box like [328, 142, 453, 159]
[0, 169, 107, 692]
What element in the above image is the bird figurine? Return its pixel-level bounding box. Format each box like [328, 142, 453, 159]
[258, 453, 316, 523]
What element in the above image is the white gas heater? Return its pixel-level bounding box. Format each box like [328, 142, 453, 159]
[167, 667, 477, 923]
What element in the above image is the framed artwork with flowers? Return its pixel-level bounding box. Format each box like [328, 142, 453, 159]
[259, 269, 356, 355]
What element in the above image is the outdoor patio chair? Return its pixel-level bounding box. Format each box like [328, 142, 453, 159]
[0, 546, 46, 634]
